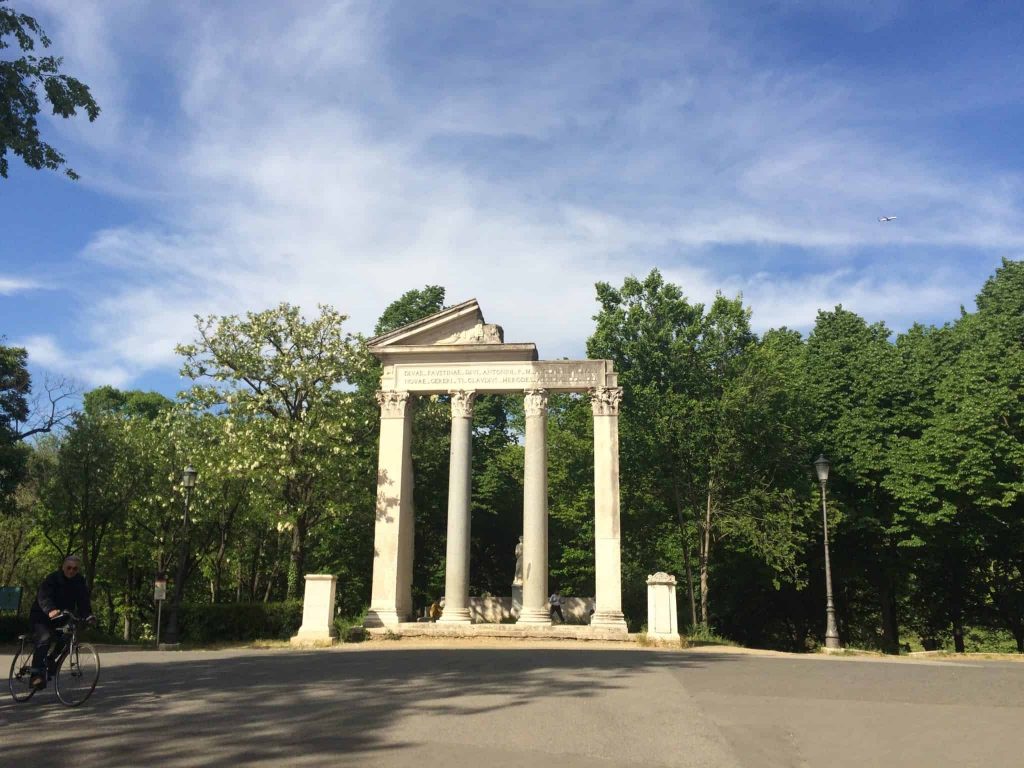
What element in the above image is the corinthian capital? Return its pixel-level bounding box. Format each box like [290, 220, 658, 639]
[449, 390, 477, 419]
[523, 388, 548, 418]
[590, 386, 623, 416]
[376, 390, 411, 419]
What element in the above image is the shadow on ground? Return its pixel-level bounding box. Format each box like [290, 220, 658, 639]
[0, 646, 727, 765]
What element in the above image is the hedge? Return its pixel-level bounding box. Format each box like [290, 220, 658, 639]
[177, 601, 303, 643]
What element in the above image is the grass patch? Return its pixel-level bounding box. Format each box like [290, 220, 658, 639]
[681, 625, 738, 648]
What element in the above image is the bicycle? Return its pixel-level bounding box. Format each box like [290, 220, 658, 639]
[9, 611, 101, 706]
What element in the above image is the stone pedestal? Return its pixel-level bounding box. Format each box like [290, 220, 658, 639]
[646, 572, 678, 640]
[511, 584, 523, 618]
[291, 574, 338, 646]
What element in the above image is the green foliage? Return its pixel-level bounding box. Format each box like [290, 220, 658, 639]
[3, 264, 1024, 654]
[588, 270, 813, 629]
[373, 285, 446, 336]
[177, 600, 302, 643]
[0, 0, 100, 179]
[176, 303, 373, 598]
[0, 342, 30, 509]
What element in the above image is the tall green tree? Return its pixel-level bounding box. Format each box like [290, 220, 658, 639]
[589, 271, 811, 629]
[805, 307, 908, 652]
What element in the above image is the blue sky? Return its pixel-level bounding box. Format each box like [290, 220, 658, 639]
[2, 0, 1023, 396]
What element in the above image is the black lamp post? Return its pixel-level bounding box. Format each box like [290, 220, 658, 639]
[162, 465, 197, 647]
[814, 455, 841, 650]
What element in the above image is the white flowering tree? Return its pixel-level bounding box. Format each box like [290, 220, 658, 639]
[176, 303, 373, 598]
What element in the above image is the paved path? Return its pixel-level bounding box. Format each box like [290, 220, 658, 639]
[2, 642, 1022, 767]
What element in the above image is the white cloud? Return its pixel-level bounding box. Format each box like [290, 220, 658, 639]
[14, 333, 133, 388]
[19, 1, 1024, 386]
[0, 277, 43, 295]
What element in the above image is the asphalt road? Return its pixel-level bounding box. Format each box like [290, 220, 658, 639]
[2, 642, 1022, 767]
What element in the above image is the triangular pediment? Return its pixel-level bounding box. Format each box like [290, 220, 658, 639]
[368, 299, 496, 348]
[368, 299, 538, 363]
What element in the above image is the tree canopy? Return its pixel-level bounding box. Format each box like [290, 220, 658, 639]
[0, 0, 99, 179]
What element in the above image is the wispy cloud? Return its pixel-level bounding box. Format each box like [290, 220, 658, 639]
[0, 276, 44, 295]
[18, 1, 1024, 386]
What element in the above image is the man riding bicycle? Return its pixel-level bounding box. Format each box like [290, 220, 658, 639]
[29, 555, 93, 689]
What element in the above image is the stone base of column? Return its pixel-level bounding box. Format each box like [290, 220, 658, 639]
[290, 631, 338, 648]
[516, 607, 552, 626]
[591, 611, 628, 632]
[364, 608, 403, 628]
[438, 608, 472, 624]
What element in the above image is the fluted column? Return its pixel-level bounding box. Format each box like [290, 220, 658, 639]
[591, 387, 628, 631]
[439, 390, 476, 624]
[517, 388, 551, 625]
[366, 391, 415, 628]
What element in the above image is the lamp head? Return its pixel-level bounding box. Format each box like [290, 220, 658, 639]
[182, 465, 198, 488]
[813, 454, 830, 484]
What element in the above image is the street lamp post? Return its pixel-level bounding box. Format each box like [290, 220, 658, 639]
[814, 454, 841, 650]
[161, 465, 197, 648]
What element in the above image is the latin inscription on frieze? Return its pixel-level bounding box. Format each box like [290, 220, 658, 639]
[394, 362, 606, 392]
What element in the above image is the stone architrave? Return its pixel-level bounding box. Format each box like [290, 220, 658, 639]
[365, 391, 415, 627]
[517, 389, 551, 625]
[590, 387, 628, 631]
[646, 572, 679, 640]
[439, 390, 476, 624]
[291, 574, 338, 646]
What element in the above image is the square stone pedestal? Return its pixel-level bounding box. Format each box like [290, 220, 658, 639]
[291, 574, 338, 647]
[646, 572, 678, 640]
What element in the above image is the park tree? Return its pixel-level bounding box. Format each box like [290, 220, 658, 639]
[0, 342, 31, 509]
[588, 271, 812, 630]
[890, 260, 1024, 651]
[176, 303, 372, 598]
[805, 307, 909, 652]
[0, 0, 99, 179]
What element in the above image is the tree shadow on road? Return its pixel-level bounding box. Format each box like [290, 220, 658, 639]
[0, 646, 728, 765]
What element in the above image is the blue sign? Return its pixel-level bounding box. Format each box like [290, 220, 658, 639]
[0, 586, 22, 613]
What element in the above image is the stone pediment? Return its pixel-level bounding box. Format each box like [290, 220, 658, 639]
[368, 299, 538, 364]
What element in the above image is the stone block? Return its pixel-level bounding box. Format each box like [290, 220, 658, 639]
[291, 574, 338, 647]
[646, 572, 678, 640]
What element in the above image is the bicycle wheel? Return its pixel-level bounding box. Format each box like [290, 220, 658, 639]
[8, 639, 37, 702]
[55, 642, 100, 706]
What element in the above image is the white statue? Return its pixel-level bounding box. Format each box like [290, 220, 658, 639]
[513, 535, 523, 586]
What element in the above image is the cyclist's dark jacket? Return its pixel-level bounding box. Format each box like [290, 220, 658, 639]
[30, 570, 92, 620]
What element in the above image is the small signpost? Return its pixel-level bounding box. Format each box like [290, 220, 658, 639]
[0, 586, 22, 615]
[154, 572, 167, 645]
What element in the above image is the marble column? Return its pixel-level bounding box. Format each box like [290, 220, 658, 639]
[365, 391, 415, 628]
[590, 387, 628, 631]
[517, 388, 551, 625]
[439, 390, 476, 624]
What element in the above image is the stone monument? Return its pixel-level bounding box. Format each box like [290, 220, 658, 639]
[363, 299, 627, 633]
[291, 574, 338, 646]
[646, 572, 678, 640]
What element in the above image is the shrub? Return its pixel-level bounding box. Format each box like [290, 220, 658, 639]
[178, 601, 303, 643]
[334, 611, 368, 643]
